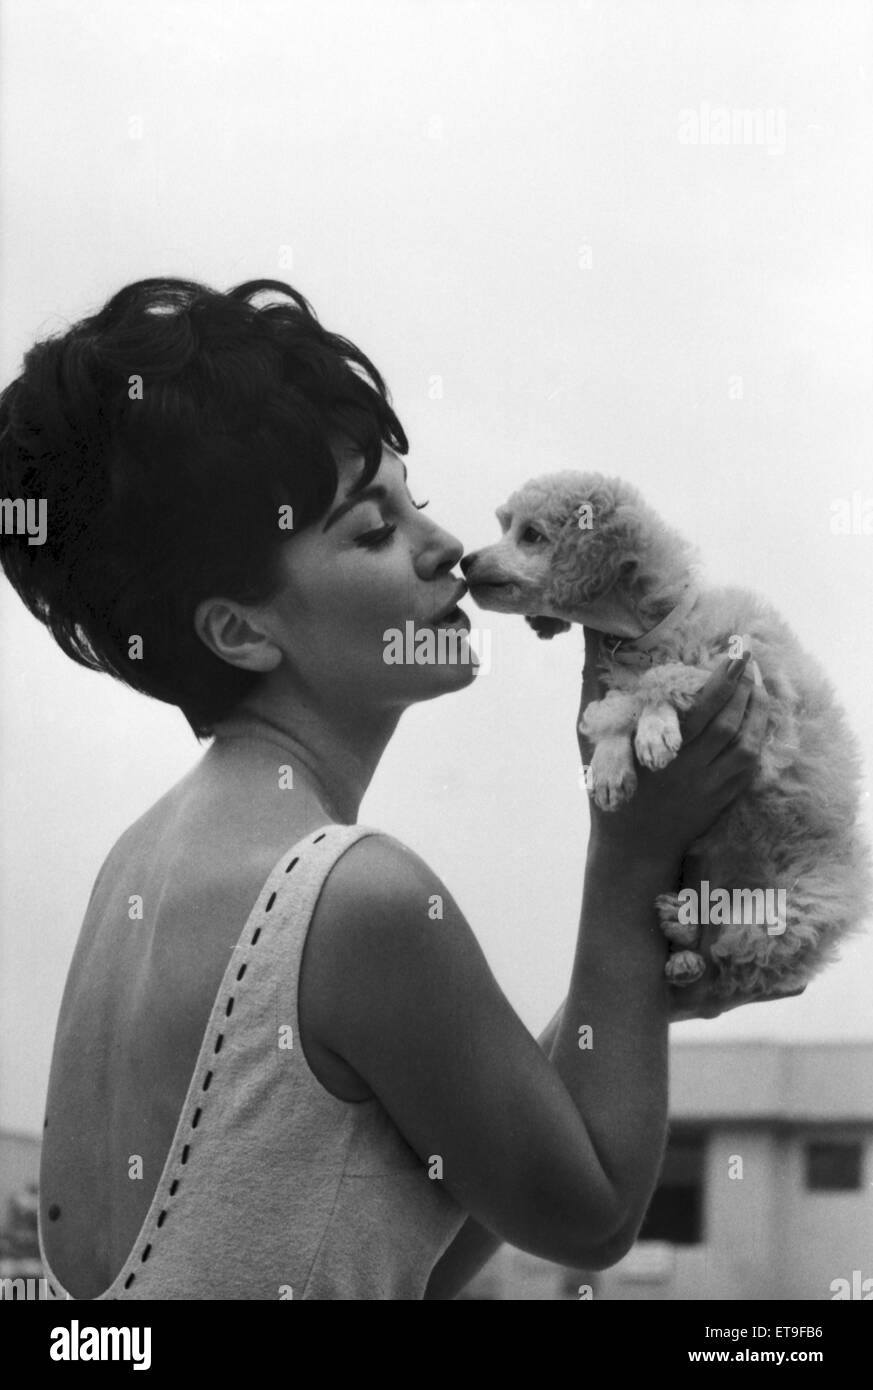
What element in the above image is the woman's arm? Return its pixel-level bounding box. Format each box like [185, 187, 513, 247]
[423, 1002, 567, 1300]
[425, 658, 785, 1299]
[424, 835, 691, 1299]
[308, 655, 767, 1281]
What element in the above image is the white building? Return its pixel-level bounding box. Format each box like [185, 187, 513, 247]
[464, 1041, 873, 1301]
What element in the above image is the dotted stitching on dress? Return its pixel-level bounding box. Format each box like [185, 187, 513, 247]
[118, 831, 323, 1292]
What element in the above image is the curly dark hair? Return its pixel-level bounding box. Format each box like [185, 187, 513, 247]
[0, 277, 408, 737]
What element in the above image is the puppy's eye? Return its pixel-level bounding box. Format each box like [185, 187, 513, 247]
[521, 525, 545, 543]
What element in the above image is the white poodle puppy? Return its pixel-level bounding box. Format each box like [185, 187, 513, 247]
[462, 472, 871, 1000]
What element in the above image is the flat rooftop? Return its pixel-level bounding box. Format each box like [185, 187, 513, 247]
[669, 1040, 873, 1123]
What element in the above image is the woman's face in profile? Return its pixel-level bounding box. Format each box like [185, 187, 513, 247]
[257, 441, 479, 714]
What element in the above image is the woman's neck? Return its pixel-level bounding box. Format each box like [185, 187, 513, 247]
[209, 695, 401, 825]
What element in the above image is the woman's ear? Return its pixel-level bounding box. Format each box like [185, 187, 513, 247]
[193, 597, 282, 673]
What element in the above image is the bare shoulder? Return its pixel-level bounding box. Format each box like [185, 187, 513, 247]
[330, 830, 440, 897]
[315, 830, 461, 938]
[300, 828, 506, 1078]
[303, 830, 491, 1062]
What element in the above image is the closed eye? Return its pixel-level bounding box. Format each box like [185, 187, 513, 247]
[354, 496, 429, 549]
[356, 524, 396, 550]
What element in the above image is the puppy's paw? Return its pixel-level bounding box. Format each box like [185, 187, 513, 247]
[654, 892, 701, 948]
[634, 709, 682, 770]
[589, 772, 636, 811]
[665, 949, 707, 987]
[586, 741, 638, 810]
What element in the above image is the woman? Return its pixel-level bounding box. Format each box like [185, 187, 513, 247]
[0, 278, 784, 1301]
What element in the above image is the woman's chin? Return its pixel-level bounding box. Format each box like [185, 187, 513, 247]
[379, 616, 485, 696]
[410, 652, 481, 700]
[432, 652, 480, 686]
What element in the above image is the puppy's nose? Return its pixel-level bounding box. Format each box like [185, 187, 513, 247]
[460, 553, 478, 576]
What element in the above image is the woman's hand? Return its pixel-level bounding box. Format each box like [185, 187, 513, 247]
[665, 847, 806, 1020]
[577, 630, 767, 872]
[576, 630, 804, 1022]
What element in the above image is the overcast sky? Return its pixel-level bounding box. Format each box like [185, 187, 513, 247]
[1, 0, 871, 1134]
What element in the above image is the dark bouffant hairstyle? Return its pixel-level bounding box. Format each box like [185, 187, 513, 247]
[0, 277, 408, 737]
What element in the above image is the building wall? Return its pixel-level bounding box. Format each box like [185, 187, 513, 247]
[779, 1128, 873, 1300]
[596, 1124, 873, 1302]
[701, 1128, 785, 1300]
[0, 1131, 40, 1217]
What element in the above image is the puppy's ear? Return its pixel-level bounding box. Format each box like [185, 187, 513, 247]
[548, 489, 642, 611]
[525, 616, 572, 639]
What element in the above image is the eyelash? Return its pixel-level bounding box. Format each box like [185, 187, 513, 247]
[356, 498, 429, 549]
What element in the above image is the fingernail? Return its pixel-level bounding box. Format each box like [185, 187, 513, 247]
[748, 658, 763, 686]
[727, 653, 751, 680]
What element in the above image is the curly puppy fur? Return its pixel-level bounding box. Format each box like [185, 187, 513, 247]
[463, 471, 871, 1001]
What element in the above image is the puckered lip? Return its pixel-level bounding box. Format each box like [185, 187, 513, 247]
[432, 579, 469, 622]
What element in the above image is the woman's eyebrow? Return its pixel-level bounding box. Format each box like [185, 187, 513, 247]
[322, 484, 387, 532]
[321, 458, 409, 532]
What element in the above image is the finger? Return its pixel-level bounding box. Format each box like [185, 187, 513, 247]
[667, 982, 722, 1021]
[735, 678, 770, 753]
[581, 628, 605, 702]
[714, 981, 808, 1016]
[694, 673, 755, 764]
[748, 983, 807, 1004]
[682, 654, 751, 743]
[579, 630, 606, 751]
[681, 849, 707, 886]
[709, 682, 770, 772]
[577, 631, 604, 764]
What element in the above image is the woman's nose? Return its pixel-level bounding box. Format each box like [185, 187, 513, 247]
[417, 525, 465, 578]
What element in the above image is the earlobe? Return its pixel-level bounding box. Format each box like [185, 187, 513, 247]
[193, 597, 282, 673]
